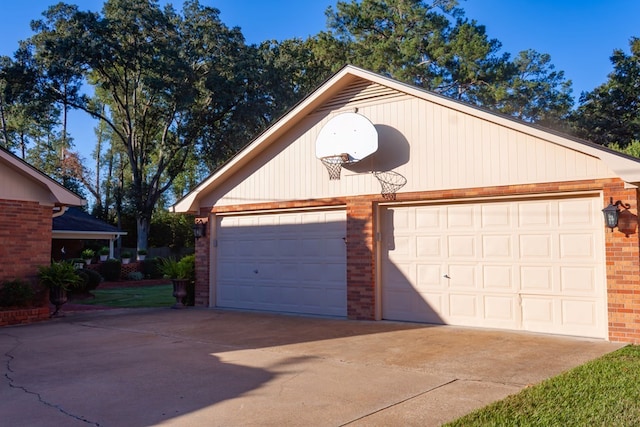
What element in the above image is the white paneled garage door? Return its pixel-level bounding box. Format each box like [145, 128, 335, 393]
[381, 196, 607, 338]
[215, 210, 347, 317]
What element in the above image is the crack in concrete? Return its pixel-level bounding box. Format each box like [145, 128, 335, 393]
[339, 378, 459, 426]
[1, 333, 101, 426]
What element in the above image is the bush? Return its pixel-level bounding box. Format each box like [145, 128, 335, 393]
[0, 279, 35, 307]
[75, 269, 103, 293]
[38, 261, 82, 291]
[141, 258, 162, 279]
[127, 271, 144, 281]
[101, 259, 122, 281]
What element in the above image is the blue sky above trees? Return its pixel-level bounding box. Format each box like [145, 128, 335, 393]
[1, 0, 638, 159]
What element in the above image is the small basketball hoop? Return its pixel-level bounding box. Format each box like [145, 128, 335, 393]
[320, 154, 349, 180]
[374, 171, 407, 200]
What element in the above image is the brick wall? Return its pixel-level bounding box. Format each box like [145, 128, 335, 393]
[0, 307, 49, 326]
[0, 199, 52, 284]
[603, 182, 640, 342]
[202, 178, 640, 343]
[194, 211, 210, 306]
[346, 198, 376, 319]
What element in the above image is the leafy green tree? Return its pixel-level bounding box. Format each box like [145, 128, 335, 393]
[26, 0, 269, 251]
[572, 38, 640, 147]
[311, 0, 572, 123]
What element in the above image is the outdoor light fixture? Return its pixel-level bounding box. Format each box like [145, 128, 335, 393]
[192, 219, 206, 239]
[602, 197, 630, 230]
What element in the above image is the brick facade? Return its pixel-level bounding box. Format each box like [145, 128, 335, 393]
[0, 199, 53, 284]
[198, 178, 640, 343]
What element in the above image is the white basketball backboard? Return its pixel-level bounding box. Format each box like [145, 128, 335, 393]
[315, 112, 378, 162]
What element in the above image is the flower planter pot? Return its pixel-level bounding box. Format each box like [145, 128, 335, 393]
[49, 286, 68, 317]
[137, 255, 146, 261]
[84, 258, 92, 265]
[122, 258, 131, 265]
[171, 279, 189, 309]
[99, 255, 108, 262]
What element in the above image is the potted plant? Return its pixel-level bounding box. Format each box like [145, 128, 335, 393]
[81, 249, 95, 265]
[38, 261, 82, 317]
[98, 247, 109, 262]
[158, 257, 192, 308]
[121, 251, 132, 265]
[137, 249, 147, 261]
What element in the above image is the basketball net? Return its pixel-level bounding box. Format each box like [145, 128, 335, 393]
[320, 154, 349, 180]
[374, 171, 407, 200]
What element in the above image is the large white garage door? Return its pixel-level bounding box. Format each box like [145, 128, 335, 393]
[381, 196, 607, 338]
[215, 210, 347, 317]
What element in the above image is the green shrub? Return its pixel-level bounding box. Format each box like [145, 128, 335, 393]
[101, 259, 122, 281]
[81, 249, 95, 259]
[0, 279, 35, 307]
[127, 271, 144, 281]
[98, 247, 110, 256]
[75, 269, 103, 293]
[141, 258, 162, 279]
[38, 261, 82, 291]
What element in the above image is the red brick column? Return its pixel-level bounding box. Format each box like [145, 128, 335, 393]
[194, 211, 211, 306]
[603, 182, 640, 343]
[346, 198, 376, 319]
[0, 199, 52, 283]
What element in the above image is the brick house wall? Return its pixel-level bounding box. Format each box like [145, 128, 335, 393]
[199, 178, 640, 344]
[0, 199, 53, 284]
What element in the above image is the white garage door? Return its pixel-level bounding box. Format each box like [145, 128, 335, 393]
[381, 196, 607, 338]
[215, 210, 347, 317]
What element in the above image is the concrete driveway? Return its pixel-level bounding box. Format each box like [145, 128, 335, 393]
[0, 308, 622, 426]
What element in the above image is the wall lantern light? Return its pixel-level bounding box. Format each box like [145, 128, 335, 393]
[602, 197, 630, 230]
[192, 219, 206, 239]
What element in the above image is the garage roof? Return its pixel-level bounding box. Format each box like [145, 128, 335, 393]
[172, 65, 640, 214]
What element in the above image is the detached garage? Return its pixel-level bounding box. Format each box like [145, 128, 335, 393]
[173, 65, 640, 343]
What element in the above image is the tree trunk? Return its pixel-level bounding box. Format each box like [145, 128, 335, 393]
[136, 216, 149, 252]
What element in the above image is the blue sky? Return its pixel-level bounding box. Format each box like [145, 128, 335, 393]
[0, 0, 638, 160]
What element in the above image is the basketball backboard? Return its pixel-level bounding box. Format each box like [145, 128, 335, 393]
[315, 112, 378, 162]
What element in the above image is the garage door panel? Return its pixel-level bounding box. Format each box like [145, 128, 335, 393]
[382, 197, 606, 339]
[559, 234, 595, 259]
[519, 234, 552, 258]
[518, 202, 551, 227]
[560, 267, 596, 294]
[448, 235, 475, 257]
[448, 294, 477, 318]
[417, 236, 442, 256]
[417, 264, 442, 288]
[481, 204, 511, 228]
[520, 266, 553, 291]
[482, 235, 512, 258]
[559, 199, 597, 227]
[484, 295, 517, 322]
[216, 210, 347, 317]
[482, 265, 513, 290]
[447, 205, 475, 228]
[448, 265, 476, 288]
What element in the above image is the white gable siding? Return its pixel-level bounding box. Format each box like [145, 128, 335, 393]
[0, 163, 55, 204]
[202, 85, 615, 208]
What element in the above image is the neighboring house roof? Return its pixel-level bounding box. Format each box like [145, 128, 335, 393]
[0, 146, 85, 207]
[52, 207, 126, 240]
[171, 65, 640, 213]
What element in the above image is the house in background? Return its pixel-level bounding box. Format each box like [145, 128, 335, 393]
[52, 207, 126, 260]
[173, 65, 640, 343]
[0, 147, 85, 283]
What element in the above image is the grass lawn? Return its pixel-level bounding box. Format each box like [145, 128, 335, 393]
[75, 284, 175, 308]
[445, 345, 640, 426]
